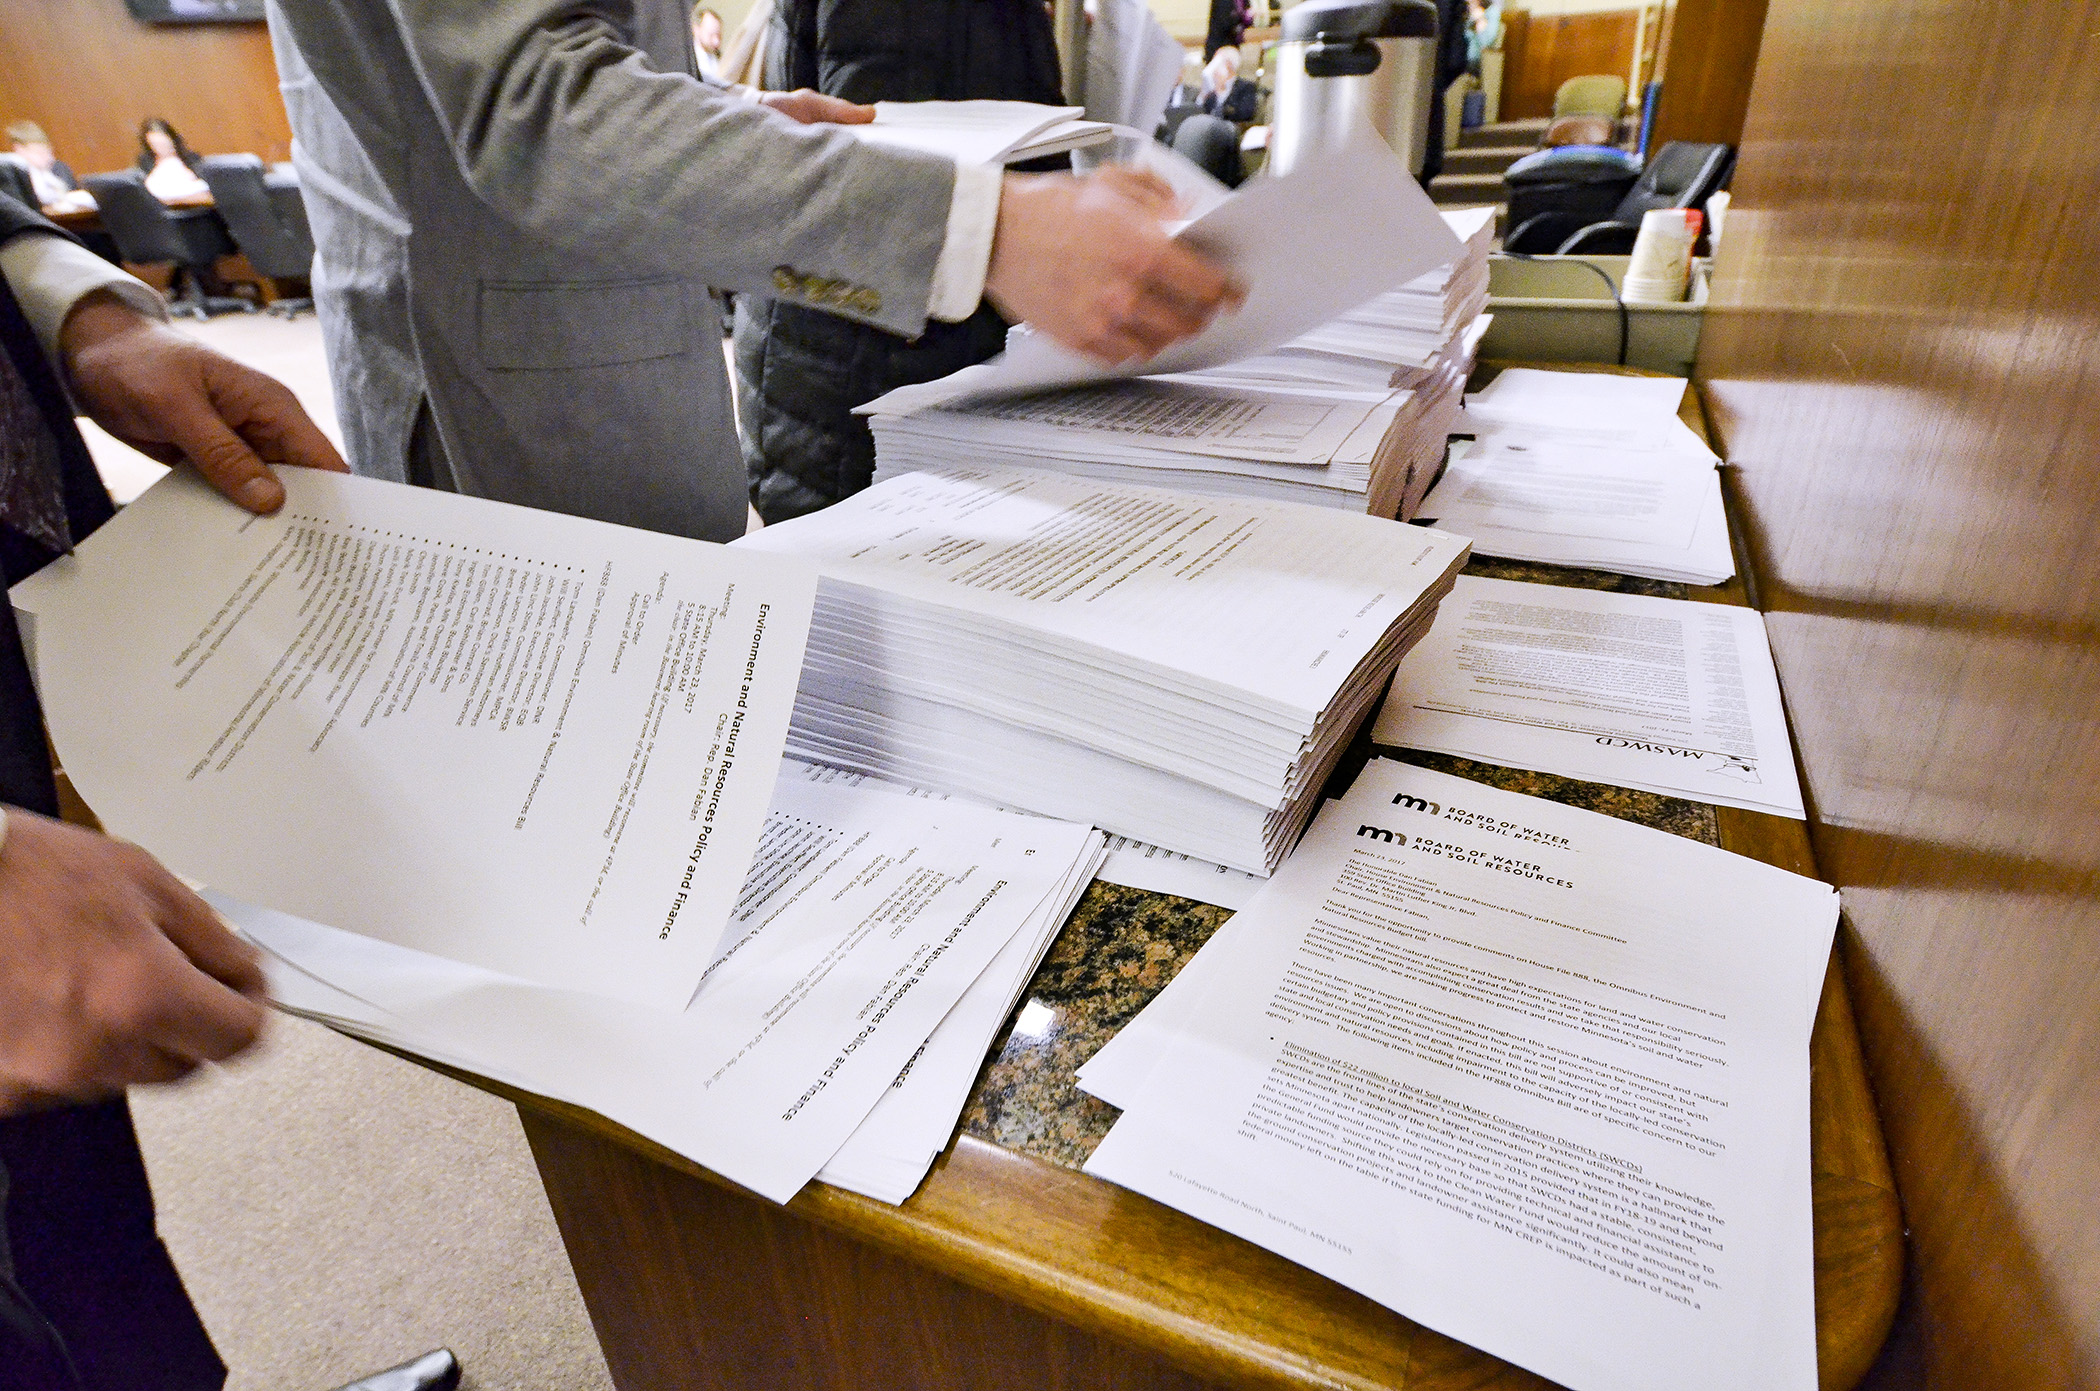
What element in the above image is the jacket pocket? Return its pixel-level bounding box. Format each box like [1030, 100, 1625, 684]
[477, 278, 694, 371]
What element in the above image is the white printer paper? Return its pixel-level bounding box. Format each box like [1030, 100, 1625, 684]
[237, 774, 1099, 1203]
[1085, 760, 1836, 1391]
[1372, 576, 1805, 817]
[9, 469, 815, 1009]
[784, 758, 1260, 911]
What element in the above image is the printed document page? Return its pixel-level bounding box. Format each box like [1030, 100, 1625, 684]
[234, 774, 1098, 1202]
[1373, 577, 1805, 817]
[949, 380, 1386, 465]
[784, 758, 1260, 910]
[1085, 759, 1836, 1391]
[10, 469, 815, 1010]
[819, 833, 1104, 1202]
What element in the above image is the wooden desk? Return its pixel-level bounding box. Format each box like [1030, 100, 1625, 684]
[369, 368, 1906, 1391]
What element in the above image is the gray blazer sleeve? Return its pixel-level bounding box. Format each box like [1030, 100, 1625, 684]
[380, 0, 959, 337]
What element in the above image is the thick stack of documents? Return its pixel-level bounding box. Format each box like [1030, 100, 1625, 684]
[865, 124, 1463, 412]
[1080, 757, 1839, 1391]
[10, 468, 1118, 1207]
[1273, 206, 1496, 373]
[867, 376, 1415, 513]
[735, 469, 1473, 874]
[864, 208, 1493, 521]
[1416, 368, 1735, 584]
[849, 100, 1112, 165]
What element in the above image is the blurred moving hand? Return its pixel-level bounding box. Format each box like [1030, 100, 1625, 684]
[0, 812, 267, 1115]
[984, 165, 1242, 366]
[60, 290, 347, 515]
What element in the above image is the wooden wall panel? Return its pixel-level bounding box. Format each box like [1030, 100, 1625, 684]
[1695, 0, 2100, 1387]
[1497, 8, 1639, 121]
[0, 0, 290, 178]
[1647, 0, 1769, 149]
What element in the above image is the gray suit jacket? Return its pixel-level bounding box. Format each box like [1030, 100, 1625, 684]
[265, 0, 959, 542]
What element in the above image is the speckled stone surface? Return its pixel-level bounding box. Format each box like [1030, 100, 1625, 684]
[960, 882, 1231, 1167]
[954, 547, 1728, 1174]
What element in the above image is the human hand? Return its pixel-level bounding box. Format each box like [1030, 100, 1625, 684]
[0, 810, 267, 1115]
[757, 89, 875, 126]
[60, 291, 346, 515]
[983, 168, 1243, 365]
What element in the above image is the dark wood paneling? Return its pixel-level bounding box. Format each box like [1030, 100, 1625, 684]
[1498, 8, 1639, 121]
[1648, 0, 1769, 149]
[0, 0, 290, 178]
[1695, 0, 2100, 1386]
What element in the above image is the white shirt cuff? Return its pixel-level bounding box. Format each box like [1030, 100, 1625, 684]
[924, 162, 1003, 323]
[0, 229, 168, 368]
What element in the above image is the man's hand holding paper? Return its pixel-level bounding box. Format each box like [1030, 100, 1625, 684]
[985, 166, 1243, 366]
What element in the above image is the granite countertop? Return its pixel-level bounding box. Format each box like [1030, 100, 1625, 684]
[960, 554, 1725, 1172]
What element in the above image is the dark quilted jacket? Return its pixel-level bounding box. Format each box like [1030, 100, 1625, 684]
[736, 0, 1062, 524]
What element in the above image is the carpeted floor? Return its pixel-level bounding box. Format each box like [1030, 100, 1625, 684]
[96, 313, 616, 1391]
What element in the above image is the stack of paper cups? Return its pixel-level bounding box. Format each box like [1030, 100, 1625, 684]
[1622, 207, 1702, 303]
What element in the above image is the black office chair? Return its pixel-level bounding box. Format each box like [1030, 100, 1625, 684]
[1501, 146, 1644, 254]
[199, 154, 316, 318]
[1531, 142, 1734, 257]
[80, 169, 255, 320]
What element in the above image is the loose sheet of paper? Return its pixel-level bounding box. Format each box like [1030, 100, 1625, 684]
[10, 469, 815, 1009]
[1084, 759, 1836, 1391]
[784, 758, 1260, 911]
[1373, 576, 1805, 817]
[865, 124, 1462, 412]
[1424, 431, 1710, 545]
[235, 774, 1099, 1202]
[817, 831, 1105, 1202]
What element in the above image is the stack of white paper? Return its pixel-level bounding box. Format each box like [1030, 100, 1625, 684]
[1080, 757, 1838, 1391]
[1265, 206, 1497, 375]
[735, 469, 1472, 874]
[1371, 575, 1807, 817]
[868, 377, 1408, 512]
[864, 125, 1464, 415]
[850, 100, 1112, 165]
[1417, 369, 1736, 584]
[864, 207, 1491, 521]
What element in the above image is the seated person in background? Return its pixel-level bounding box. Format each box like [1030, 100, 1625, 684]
[136, 118, 210, 205]
[1167, 45, 1254, 188]
[692, 4, 724, 81]
[736, 0, 1071, 523]
[4, 123, 88, 212]
[1200, 46, 1257, 123]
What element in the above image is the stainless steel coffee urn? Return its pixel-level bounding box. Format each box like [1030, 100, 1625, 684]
[1269, 0, 1441, 178]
